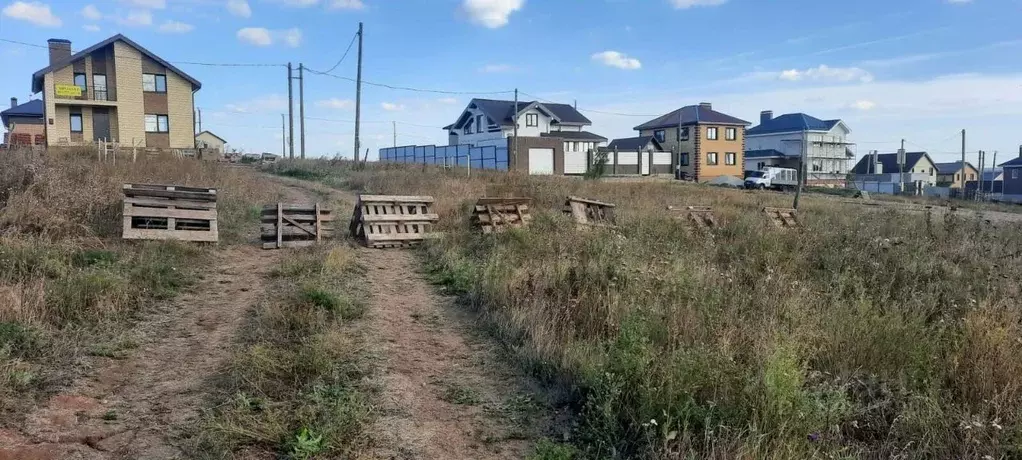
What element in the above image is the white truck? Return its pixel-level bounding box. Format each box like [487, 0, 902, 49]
[744, 167, 799, 191]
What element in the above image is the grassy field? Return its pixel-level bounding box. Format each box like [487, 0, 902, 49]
[0, 150, 282, 419]
[269, 160, 1022, 459]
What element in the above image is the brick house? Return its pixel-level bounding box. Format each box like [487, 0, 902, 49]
[1, 98, 45, 146]
[30, 34, 200, 149]
[633, 103, 750, 182]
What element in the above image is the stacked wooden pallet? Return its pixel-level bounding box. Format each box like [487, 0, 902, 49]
[564, 196, 617, 227]
[122, 183, 218, 242]
[261, 203, 333, 249]
[763, 207, 800, 228]
[472, 197, 532, 234]
[667, 205, 718, 229]
[349, 195, 439, 248]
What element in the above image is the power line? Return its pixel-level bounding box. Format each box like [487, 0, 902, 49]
[306, 31, 358, 74]
[306, 68, 514, 95]
[0, 37, 284, 67]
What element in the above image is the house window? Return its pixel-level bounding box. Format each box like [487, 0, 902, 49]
[678, 127, 689, 141]
[969, 173, 975, 180]
[706, 127, 718, 140]
[680, 152, 690, 166]
[70, 112, 83, 133]
[525, 113, 538, 127]
[145, 114, 169, 133]
[93, 74, 108, 101]
[725, 152, 736, 165]
[956, 173, 960, 181]
[464, 118, 473, 134]
[757, 162, 766, 170]
[725, 127, 737, 141]
[476, 115, 483, 131]
[653, 129, 666, 143]
[1013, 169, 1019, 179]
[73, 73, 87, 93]
[142, 73, 167, 93]
[930, 168, 934, 176]
[707, 152, 719, 165]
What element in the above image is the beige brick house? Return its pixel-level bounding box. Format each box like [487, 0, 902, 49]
[31, 34, 200, 149]
[634, 103, 750, 182]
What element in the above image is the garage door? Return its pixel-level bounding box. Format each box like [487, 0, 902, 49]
[564, 151, 587, 175]
[528, 148, 554, 175]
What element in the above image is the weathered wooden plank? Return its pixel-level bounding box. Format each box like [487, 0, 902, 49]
[358, 195, 434, 203]
[124, 197, 217, 210]
[260, 214, 334, 223]
[262, 240, 320, 249]
[124, 183, 216, 194]
[123, 188, 217, 202]
[476, 197, 532, 206]
[124, 206, 217, 220]
[260, 204, 332, 213]
[566, 196, 616, 208]
[364, 232, 427, 242]
[122, 228, 218, 242]
[360, 213, 440, 223]
[276, 202, 283, 249]
[261, 228, 334, 238]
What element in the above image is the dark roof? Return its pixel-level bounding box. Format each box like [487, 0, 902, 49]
[999, 157, 1022, 168]
[747, 113, 843, 136]
[196, 130, 227, 143]
[539, 131, 607, 141]
[0, 99, 44, 125]
[633, 104, 749, 131]
[744, 149, 792, 159]
[32, 34, 201, 93]
[606, 136, 663, 151]
[982, 169, 1003, 181]
[850, 152, 932, 175]
[449, 98, 591, 130]
[934, 161, 977, 174]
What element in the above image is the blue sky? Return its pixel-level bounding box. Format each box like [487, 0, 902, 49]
[1, 0, 1020, 165]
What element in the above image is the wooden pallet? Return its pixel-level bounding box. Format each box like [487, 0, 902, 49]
[349, 194, 439, 248]
[564, 196, 617, 227]
[122, 183, 218, 242]
[667, 205, 718, 229]
[763, 207, 800, 228]
[261, 203, 333, 249]
[472, 197, 532, 234]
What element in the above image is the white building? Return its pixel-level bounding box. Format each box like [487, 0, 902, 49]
[744, 111, 854, 185]
[443, 98, 606, 153]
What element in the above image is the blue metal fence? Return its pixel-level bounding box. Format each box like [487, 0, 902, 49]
[379, 144, 509, 171]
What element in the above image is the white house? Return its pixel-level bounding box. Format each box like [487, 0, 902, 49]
[443, 98, 606, 154]
[744, 111, 854, 185]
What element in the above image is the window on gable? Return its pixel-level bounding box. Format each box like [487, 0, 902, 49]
[142, 73, 167, 93]
[464, 117, 473, 134]
[526, 113, 538, 127]
[653, 129, 665, 143]
[725, 127, 737, 141]
[930, 168, 934, 176]
[476, 115, 483, 131]
[678, 127, 689, 141]
[1013, 169, 1019, 179]
[706, 127, 718, 140]
[707, 152, 719, 165]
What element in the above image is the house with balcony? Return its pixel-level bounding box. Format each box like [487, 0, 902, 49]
[633, 103, 749, 182]
[30, 35, 200, 150]
[744, 111, 854, 186]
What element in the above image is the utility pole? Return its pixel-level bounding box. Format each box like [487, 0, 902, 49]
[392, 121, 396, 147]
[513, 88, 519, 168]
[299, 63, 305, 159]
[793, 126, 806, 209]
[993, 151, 998, 193]
[960, 129, 966, 190]
[354, 22, 363, 162]
[197, 108, 202, 133]
[287, 62, 295, 159]
[281, 114, 286, 157]
[898, 138, 906, 194]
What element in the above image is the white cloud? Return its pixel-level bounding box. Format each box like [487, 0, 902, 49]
[670, 0, 727, 8]
[114, 9, 153, 26]
[315, 98, 353, 109]
[329, 0, 364, 9]
[158, 20, 193, 33]
[81, 4, 101, 20]
[478, 63, 514, 73]
[461, 0, 523, 28]
[2, 1, 62, 27]
[437, 97, 459, 104]
[591, 50, 641, 70]
[83, 24, 101, 32]
[381, 102, 405, 111]
[281, 28, 302, 47]
[237, 27, 273, 46]
[848, 100, 876, 111]
[226, 0, 251, 17]
[776, 65, 873, 83]
[120, 0, 165, 8]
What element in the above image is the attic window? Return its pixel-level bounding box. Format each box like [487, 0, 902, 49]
[143, 73, 167, 93]
[464, 117, 473, 134]
[526, 113, 538, 127]
[653, 129, 665, 143]
[678, 127, 689, 141]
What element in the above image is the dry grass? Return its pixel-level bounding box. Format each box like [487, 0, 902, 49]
[270, 160, 1022, 459]
[0, 149, 285, 420]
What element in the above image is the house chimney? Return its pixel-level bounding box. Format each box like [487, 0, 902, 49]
[47, 39, 71, 65]
[10, 97, 16, 109]
[698, 102, 712, 110]
[760, 110, 773, 124]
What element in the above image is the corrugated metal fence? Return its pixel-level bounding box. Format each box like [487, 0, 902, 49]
[379, 144, 509, 170]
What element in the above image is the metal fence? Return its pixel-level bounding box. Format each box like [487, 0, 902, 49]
[379, 144, 509, 170]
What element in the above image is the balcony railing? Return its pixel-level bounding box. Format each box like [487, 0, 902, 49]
[53, 85, 117, 102]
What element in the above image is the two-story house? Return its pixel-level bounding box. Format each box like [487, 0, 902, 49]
[30, 35, 200, 150]
[999, 155, 1022, 202]
[850, 151, 938, 193]
[744, 111, 853, 186]
[633, 103, 749, 182]
[1, 97, 45, 146]
[934, 161, 979, 189]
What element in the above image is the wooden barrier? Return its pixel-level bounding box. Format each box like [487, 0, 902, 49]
[472, 197, 532, 234]
[122, 183, 218, 242]
[667, 205, 718, 229]
[261, 203, 333, 249]
[763, 207, 800, 228]
[349, 194, 439, 248]
[564, 196, 617, 227]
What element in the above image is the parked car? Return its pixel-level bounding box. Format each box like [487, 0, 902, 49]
[745, 167, 799, 191]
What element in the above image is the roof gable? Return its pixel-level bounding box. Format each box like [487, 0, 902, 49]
[446, 98, 591, 130]
[32, 34, 201, 93]
[607, 136, 663, 151]
[851, 152, 934, 175]
[934, 161, 977, 174]
[196, 130, 226, 143]
[0, 99, 44, 126]
[999, 157, 1022, 168]
[634, 105, 749, 131]
[747, 113, 846, 136]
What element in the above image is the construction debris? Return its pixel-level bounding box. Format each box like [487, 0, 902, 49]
[350, 194, 439, 248]
[472, 197, 532, 234]
[667, 205, 718, 229]
[122, 183, 218, 242]
[261, 203, 333, 249]
[763, 207, 800, 228]
[564, 196, 617, 227]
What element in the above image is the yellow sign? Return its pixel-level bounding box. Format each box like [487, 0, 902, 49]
[55, 84, 82, 97]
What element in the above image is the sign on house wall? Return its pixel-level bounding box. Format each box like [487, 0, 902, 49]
[55, 85, 82, 97]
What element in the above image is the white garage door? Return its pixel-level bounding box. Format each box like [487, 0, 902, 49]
[564, 151, 587, 175]
[528, 148, 554, 175]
